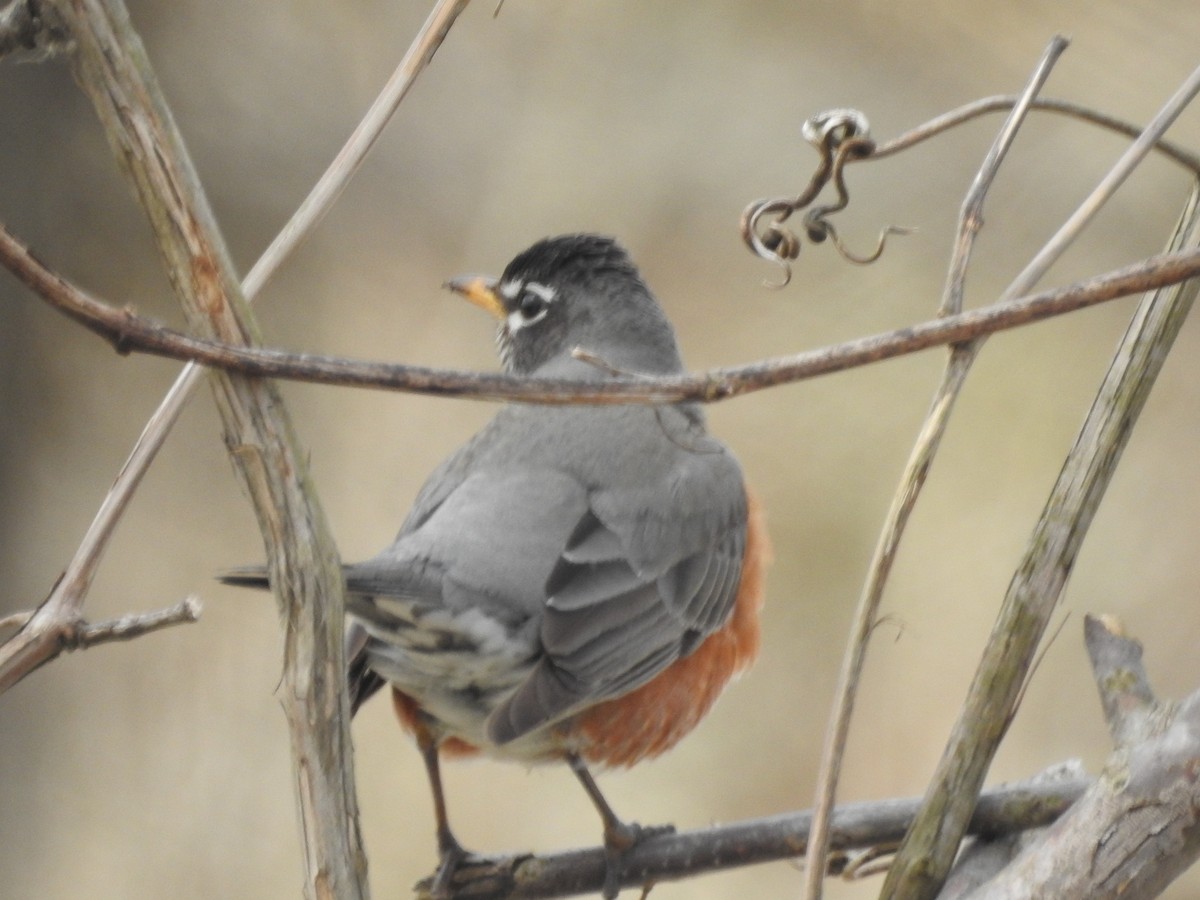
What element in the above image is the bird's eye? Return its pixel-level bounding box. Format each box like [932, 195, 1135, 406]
[517, 291, 548, 320]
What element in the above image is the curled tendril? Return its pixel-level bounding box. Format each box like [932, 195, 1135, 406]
[801, 108, 872, 148]
[741, 107, 908, 287]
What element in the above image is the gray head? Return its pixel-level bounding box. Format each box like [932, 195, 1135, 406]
[446, 234, 685, 376]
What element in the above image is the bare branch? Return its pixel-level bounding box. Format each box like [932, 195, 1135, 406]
[1083, 613, 1161, 748]
[40, 0, 370, 895]
[0, 0, 471, 702]
[3, 219, 1199, 406]
[0, 597, 199, 689]
[1003, 62, 1200, 301]
[65, 595, 201, 647]
[805, 38, 1068, 900]
[966, 630, 1200, 900]
[431, 774, 1088, 899]
[883, 184, 1200, 900]
[870, 97, 1200, 174]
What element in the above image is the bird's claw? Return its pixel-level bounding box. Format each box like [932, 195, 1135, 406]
[601, 820, 675, 898]
[422, 837, 486, 899]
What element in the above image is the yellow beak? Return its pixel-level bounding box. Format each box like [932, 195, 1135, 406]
[445, 275, 505, 320]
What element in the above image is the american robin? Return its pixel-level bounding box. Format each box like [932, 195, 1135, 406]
[223, 234, 769, 898]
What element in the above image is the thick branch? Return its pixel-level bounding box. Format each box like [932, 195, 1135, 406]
[883, 185, 1200, 900]
[966, 629, 1200, 900]
[433, 775, 1088, 899]
[3, 219, 1198, 404]
[43, 0, 367, 897]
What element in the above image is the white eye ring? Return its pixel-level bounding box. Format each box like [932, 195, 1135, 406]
[501, 280, 555, 332]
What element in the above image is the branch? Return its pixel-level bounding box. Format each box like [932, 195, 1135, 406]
[804, 36, 1070, 900]
[41, 0, 368, 896]
[882, 182, 1200, 899]
[870, 97, 1200, 173]
[1084, 613, 1160, 748]
[3, 220, 1199, 405]
[429, 774, 1088, 899]
[1003, 62, 1200, 301]
[0, 0, 471, 702]
[0, 596, 199, 679]
[964, 621, 1200, 899]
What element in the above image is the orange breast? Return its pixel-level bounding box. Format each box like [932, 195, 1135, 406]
[574, 488, 770, 767]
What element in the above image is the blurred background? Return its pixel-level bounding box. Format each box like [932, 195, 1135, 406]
[2, 1, 1199, 897]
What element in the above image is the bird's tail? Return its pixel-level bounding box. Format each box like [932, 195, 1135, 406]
[218, 565, 386, 713]
[216, 566, 270, 590]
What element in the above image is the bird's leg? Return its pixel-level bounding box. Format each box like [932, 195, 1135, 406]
[413, 719, 470, 897]
[567, 752, 673, 899]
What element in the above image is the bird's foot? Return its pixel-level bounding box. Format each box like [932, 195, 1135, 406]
[600, 819, 675, 899]
[418, 840, 526, 900]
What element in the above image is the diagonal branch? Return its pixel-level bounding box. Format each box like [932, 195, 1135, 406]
[803, 36, 1070, 900]
[964, 620, 1200, 899]
[882, 182, 1200, 900]
[38, 0, 370, 896]
[0, 0, 471, 698]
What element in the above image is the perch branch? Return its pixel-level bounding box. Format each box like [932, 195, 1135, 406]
[803, 37, 1069, 900]
[4, 220, 1200, 405]
[431, 774, 1088, 899]
[882, 180, 1200, 900]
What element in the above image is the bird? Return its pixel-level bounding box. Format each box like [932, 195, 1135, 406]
[222, 233, 769, 898]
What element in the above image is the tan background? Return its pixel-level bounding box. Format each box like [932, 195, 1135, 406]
[2, 1, 1199, 897]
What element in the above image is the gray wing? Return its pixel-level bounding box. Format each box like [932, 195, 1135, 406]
[343, 468, 591, 697]
[486, 446, 748, 746]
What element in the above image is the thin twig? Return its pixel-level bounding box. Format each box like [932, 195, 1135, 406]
[869, 97, 1200, 175]
[882, 182, 1200, 900]
[4, 219, 1199, 405]
[802, 39, 1068, 900]
[242, 0, 471, 300]
[64, 596, 201, 647]
[1003, 61, 1200, 301]
[0, 597, 200, 683]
